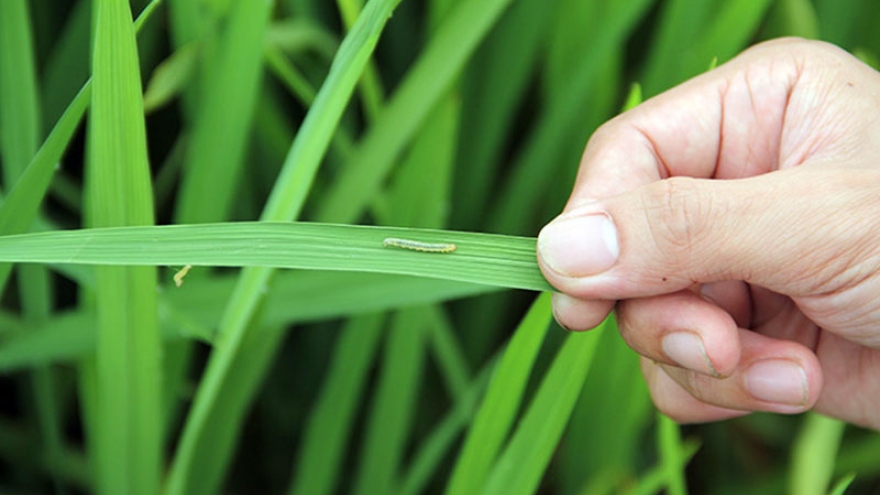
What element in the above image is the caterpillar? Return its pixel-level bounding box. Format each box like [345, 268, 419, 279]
[173, 264, 193, 288]
[382, 238, 457, 253]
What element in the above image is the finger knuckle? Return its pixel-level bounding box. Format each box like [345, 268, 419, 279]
[642, 177, 716, 260]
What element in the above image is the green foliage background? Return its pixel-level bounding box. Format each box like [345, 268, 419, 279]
[0, 0, 879, 494]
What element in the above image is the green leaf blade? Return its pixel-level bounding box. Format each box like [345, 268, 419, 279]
[480, 320, 605, 495]
[444, 293, 553, 495]
[87, 1, 161, 493]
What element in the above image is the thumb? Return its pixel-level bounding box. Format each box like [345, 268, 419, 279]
[537, 168, 880, 300]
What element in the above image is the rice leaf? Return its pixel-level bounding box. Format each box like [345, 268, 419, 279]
[397, 361, 495, 495]
[621, 440, 701, 495]
[0, 272, 494, 373]
[87, 0, 161, 493]
[287, 314, 385, 495]
[479, 319, 605, 495]
[828, 474, 856, 495]
[0, 0, 162, 294]
[790, 413, 847, 495]
[0, 222, 552, 291]
[658, 413, 689, 495]
[443, 292, 552, 495]
[0, 3, 66, 493]
[451, 0, 552, 229]
[352, 310, 426, 495]
[163, 1, 406, 493]
[314, 0, 516, 223]
[173, 0, 272, 224]
[143, 41, 200, 113]
[561, 320, 651, 493]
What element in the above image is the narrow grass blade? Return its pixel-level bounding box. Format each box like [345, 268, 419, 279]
[164, 2, 406, 492]
[451, 0, 551, 230]
[328, 88, 454, 495]
[0, 311, 106, 373]
[362, 91, 461, 495]
[443, 293, 552, 495]
[545, 0, 605, 96]
[0, 0, 161, 293]
[183, 322, 289, 495]
[352, 309, 426, 495]
[640, 0, 715, 95]
[0, 84, 89, 293]
[335, 0, 385, 123]
[622, 82, 643, 111]
[87, 0, 161, 493]
[0, 272, 494, 374]
[486, 0, 653, 235]
[561, 319, 651, 493]
[643, 0, 773, 95]
[266, 17, 339, 58]
[426, 305, 471, 401]
[264, 45, 318, 105]
[143, 42, 200, 113]
[397, 362, 494, 495]
[0, 0, 41, 177]
[681, 0, 775, 78]
[658, 413, 689, 495]
[479, 320, 605, 495]
[39, 0, 90, 127]
[315, 0, 516, 223]
[261, 0, 403, 223]
[790, 413, 847, 495]
[208, 271, 493, 329]
[174, 0, 272, 224]
[288, 314, 385, 495]
[828, 474, 856, 495]
[0, 222, 552, 291]
[761, 0, 819, 39]
[621, 440, 701, 495]
[374, 96, 458, 229]
[0, 4, 66, 493]
[835, 429, 880, 476]
[159, 0, 273, 468]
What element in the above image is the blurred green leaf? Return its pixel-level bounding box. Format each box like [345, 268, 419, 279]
[444, 293, 552, 495]
[87, 0, 161, 493]
[287, 314, 385, 495]
[659, 413, 689, 495]
[143, 42, 200, 113]
[173, 0, 272, 224]
[790, 413, 847, 495]
[828, 474, 856, 495]
[0, 271, 496, 373]
[480, 319, 605, 495]
[315, 0, 517, 223]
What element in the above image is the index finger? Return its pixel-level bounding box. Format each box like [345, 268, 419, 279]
[564, 37, 812, 209]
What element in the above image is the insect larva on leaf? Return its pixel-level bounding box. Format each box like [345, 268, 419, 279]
[382, 238, 457, 253]
[173, 264, 193, 288]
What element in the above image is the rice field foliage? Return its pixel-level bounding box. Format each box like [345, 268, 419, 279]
[0, 0, 879, 494]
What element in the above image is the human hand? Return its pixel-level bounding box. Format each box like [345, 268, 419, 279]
[536, 38, 880, 429]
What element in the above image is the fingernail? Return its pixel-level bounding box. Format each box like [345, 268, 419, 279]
[661, 332, 718, 377]
[538, 212, 619, 277]
[745, 360, 808, 407]
[550, 295, 572, 332]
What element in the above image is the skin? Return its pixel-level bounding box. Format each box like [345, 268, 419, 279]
[536, 38, 880, 430]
